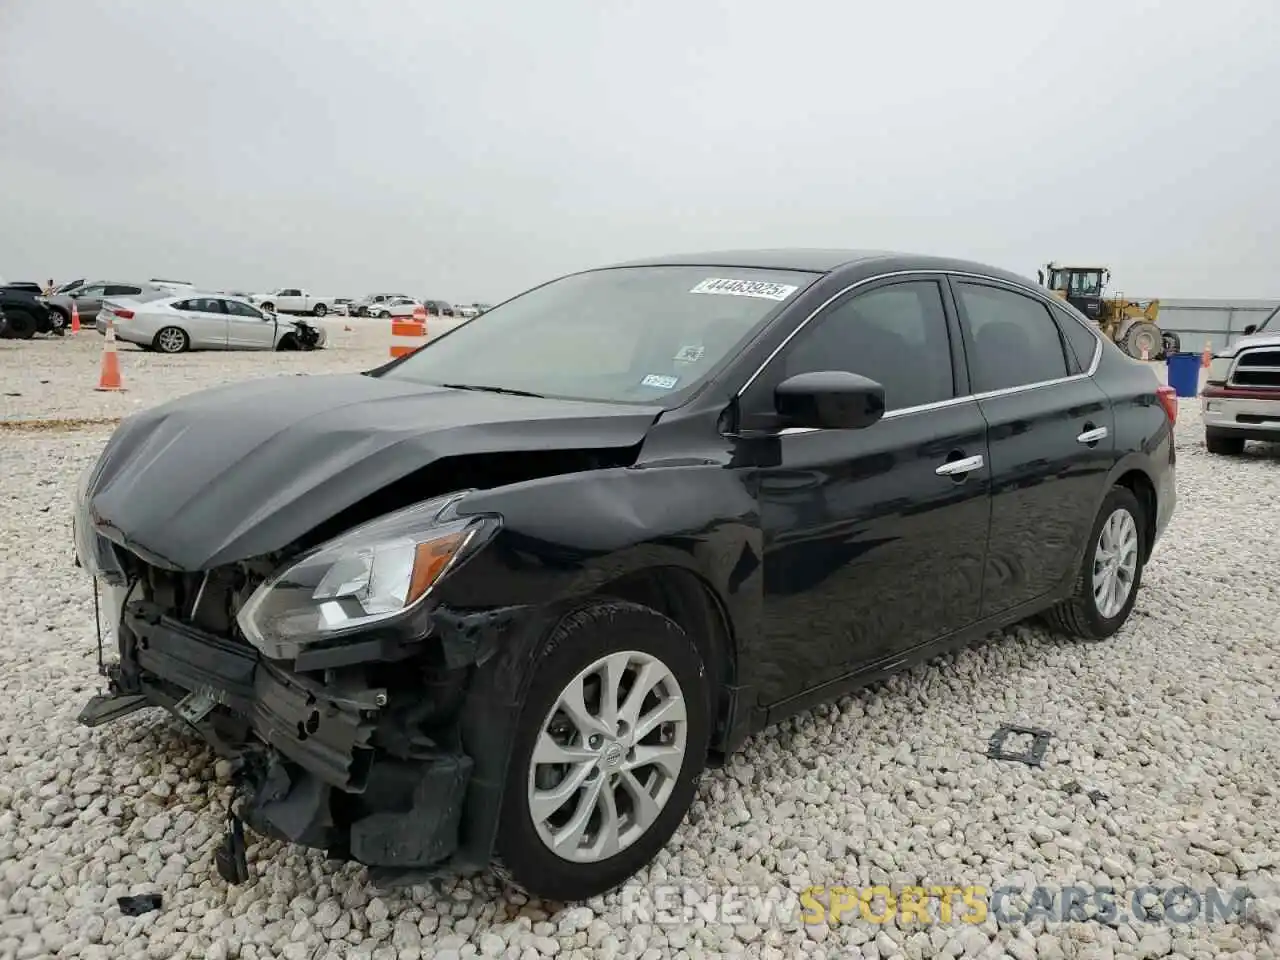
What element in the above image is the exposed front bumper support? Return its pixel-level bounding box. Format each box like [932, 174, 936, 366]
[86, 600, 474, 874]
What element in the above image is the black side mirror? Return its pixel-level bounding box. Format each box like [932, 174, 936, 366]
[1243, 324, 1257, 335]
[774, 371, 886, 430]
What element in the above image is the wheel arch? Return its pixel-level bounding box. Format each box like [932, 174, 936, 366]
[1111, 466, 1158, 561]
[587, 564, 739, 754]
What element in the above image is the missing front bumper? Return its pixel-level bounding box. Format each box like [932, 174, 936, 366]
[83, 600, 474, 872]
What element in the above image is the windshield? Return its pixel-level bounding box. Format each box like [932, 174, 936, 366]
[379, 265, 819, 403]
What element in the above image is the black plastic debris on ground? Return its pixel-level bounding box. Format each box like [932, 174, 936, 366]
[987, 725, 1053, 767]
[1062, 779, 1110, 803]
[117, 894, 163, 916]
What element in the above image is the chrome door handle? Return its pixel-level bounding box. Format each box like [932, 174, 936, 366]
[1076, 426, 1109, 444]
[935, 454, 984, 477]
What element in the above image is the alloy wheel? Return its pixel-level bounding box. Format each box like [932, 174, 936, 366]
[157, 328, 186, 353]
[527, 650, 688, 864]
[1093, 508, 1139, 618]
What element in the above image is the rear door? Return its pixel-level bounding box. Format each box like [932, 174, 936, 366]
[222, 299, 276, 349]
[949, 278, 1115, 617]
[172, 297, 229, 348]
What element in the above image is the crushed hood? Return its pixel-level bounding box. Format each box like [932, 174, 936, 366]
[85, 373, 661, 570]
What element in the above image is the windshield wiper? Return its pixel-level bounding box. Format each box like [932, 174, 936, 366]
[439, 382, 548, 398]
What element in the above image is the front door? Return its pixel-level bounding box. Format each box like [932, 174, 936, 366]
[949, 279, 1116, 616]
[223, 299, 277, 349]
[735, 277, 993, 706]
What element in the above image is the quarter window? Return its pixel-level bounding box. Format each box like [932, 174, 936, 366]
[956, 283, 1072, 393]
[1054, 307, 1101, 374]
[775, 281, 955, 412]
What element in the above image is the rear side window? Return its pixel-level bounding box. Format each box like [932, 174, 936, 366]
[956, 283, 1072, 393]
[1054, 307, 1101, 373]
[105, 285, 141, 296]
[777, 280, 955, 412]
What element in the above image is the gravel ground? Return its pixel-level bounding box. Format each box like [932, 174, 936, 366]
[1, 334, 1277, 960]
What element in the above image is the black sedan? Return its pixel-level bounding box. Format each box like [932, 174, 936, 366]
[72, 250, 1176, 901]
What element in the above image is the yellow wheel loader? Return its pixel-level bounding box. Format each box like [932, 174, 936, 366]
[1037, 263, 1179, 360]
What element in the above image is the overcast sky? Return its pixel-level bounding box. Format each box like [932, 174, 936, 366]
[1, 0, 1276, 301]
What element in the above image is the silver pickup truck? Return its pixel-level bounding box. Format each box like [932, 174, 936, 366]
[1201, 304, 1280, 454]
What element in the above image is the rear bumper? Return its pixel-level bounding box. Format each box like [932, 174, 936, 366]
[88, 599, 473, 871]
[1201, 389, 1280, 440]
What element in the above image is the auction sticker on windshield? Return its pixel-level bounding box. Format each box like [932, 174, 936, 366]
[641, 374, 679, 389]
[689, 278, 799, 301]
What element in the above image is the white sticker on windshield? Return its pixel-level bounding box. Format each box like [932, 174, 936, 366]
[689, 277, 799, 301]
[674, 344, 705, 363]
[641, 374, 679, 389]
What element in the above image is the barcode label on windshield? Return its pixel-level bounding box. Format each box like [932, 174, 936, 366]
[689, 278, 799, 301]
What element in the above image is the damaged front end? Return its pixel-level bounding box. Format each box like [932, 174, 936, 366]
[75, 487, 506, 884]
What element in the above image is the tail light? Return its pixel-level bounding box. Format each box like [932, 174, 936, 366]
[1156, 384, 1178, 425]
[113, 308, 134, 320]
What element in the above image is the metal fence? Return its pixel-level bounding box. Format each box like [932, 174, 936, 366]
[1151, 299, 1279, 354]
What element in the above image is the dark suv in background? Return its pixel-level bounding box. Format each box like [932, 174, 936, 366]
[0, 284, 61, 338]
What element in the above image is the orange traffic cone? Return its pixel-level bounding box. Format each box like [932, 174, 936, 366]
[389, 311, 428, 359]
[70, 301, 81, 333]
[95, 322, 125, 391]
[1201, 339, 1212, 368]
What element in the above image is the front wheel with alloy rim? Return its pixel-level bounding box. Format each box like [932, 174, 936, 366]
[495, 600, 710, 902]
[1044, 485, 1147, 641]
[312, 303, 327, 317]
[154, 326, 190, 353]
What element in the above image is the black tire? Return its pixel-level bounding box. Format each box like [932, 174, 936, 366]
[153, 326, 190, 354]
[494, 600, 711, 902]
[312, 303, 327, 317]
[2, 309, 37, 340]
[1044, 485, 1147, 642]
[1162, 331, 1181, 358]
[276, 334, 299, 351]
[1205, 430, 1246, 455]
[260, 302, 275, 313]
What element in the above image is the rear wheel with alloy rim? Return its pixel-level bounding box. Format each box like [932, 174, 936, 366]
[1044, 485, 1147, 641]
[154, 326, 189, 353]
[495, 601, 710, 901]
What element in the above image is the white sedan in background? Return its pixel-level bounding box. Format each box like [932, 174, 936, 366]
[96, 294, 328, 353]
[368, 296, 424, 319]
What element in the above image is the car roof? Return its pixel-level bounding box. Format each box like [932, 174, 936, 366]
[603, 248, 900, 272]
[597, 248, 1037, 287]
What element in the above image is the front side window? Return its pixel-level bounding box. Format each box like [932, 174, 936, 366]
[380, 265, 820, 404]
[772, 280, 956, 413]
[76, 284, 108, 298]
[223, 300, 264, 319]
[956, 283, 1071, 393]
[280, 289, 301, 297]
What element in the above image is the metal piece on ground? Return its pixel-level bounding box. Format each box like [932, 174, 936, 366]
[986, 725, 1052, 767]
[117, 894, 163, 916]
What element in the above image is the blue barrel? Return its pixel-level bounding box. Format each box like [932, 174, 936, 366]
[1166, 351, 1201, 398]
